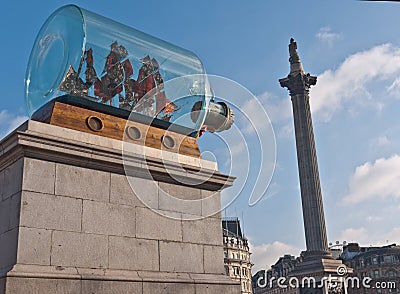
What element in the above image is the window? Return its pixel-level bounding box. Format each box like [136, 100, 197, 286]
[224, 266, 229, 275]
[224, 251, 227, 258]
[372, 257, 378, 265]
[384, 255, 394, 264]
[234, 267, 239, 276]
[374, 270, 380, 278]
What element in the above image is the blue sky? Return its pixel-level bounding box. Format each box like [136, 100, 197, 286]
[2, 1, 400, 273]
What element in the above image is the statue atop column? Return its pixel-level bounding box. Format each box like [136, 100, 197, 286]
[279, 38, 317, 95]
[288, 38, 300, 64]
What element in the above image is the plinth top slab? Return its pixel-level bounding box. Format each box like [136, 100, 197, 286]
[1, 120, 234, 191]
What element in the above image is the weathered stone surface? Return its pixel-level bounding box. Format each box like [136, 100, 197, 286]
[22, 158, 55, 195]
[0, 198, 11, 235]
[159, 182, 202, 200]
[20, 191, 82, 232]
[159, 241, 203, 273]
[82, 200, 135, 237]
[0, 120, 238, 292]
[4, 277, 81, 294]
[159, 182, 202, 215]
[136, 207, 182, 241]
[110, 174, 158, 209]
[201, 190, 222, 218]
[0, 227, 18, 273]
[55, 163, 110, 202]
[3, 158, 23, 200]
[143, 282, 195, 294]
[0, 170, 4, 200]
[8, 193, 21, 230]
[0, 195, 20, 235]
[17, 227, 51, 266]
[204, 245, 224, 274]
[195, 284, 241, 294]
[109, 236, 158, 271]
[182, 216, 223, 246]
[51, 231, 108, 268]
[81, 280, 142, 294]
[110, 174, 141, 207]
[0, 278, 5, 293]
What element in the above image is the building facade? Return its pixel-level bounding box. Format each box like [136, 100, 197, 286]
[341, 243, 400, 294]
[223, 217, 253, 294]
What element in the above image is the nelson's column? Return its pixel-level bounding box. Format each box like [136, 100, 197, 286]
[279, 39, 351, 294]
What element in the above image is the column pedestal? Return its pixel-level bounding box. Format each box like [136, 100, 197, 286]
[0, 120, 240, 293]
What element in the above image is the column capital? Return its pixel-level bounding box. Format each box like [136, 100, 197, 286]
[279, 73, 317, 96]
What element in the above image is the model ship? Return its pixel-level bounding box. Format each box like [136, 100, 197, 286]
[58, 41, 177, 121]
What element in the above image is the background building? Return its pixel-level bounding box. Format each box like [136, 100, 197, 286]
[223, 217, 253, 294]
[341, 243, 400, 294]
[253, 243, 400, 294]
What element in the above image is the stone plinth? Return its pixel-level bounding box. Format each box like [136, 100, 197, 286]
[0, 120, 240, 293]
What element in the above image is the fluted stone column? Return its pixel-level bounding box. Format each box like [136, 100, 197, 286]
[279, 38, 331, 259]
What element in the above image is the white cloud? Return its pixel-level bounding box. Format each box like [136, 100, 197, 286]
[369, 135, 390, 148]
[339, 228, 369, 243]
[0, 110, 28, 139]
[366, 216, 383, 223]
[241, 96, 270, 135]
[6, 115, 28, 133]
[344, 155, 400, 204]
[277, 123, 294, 140]
[387, 77, 400, 98]
[256, 92, 292, 124]
[337, 227, 400, 246]
[385, 227, 400, 244]
[311, 44, 400, 122]
[316, 27, 341, 45]
[249, 241, 301, 273]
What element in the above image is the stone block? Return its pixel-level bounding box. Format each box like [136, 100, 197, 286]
[82, 200, 135, 237]
[17, 227, 51, 266]
[0, 278, 4, 293]
[51, 231, 108, 268]
[0, 195, 21, 235]
[0, 198, 11, 235]
[110, 174, 158, 209]
[159, 182, 202, 215]
[136, 207, 182, 241]
[4, 277, 81, 294]
[0, 170, 4, 200]
[109, 236, 158, 271]
[8, 193, 21, 229]
[3, 158, 23, 200]
[204, 245, 224, 274]
[82, 280, 142, 294]
[22, 158, 55, 195]
[0, 227, 18, 273]
[195, 284, 241, 294]
[158, 182, 201, 200]
[143, 282, 195, 294]
[20, 191, 82, 232]
[182, 216, 223, 246]
[159, 241, 203, 273]
[201, 190, 222, 218]
[55, 163, 110, 202]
